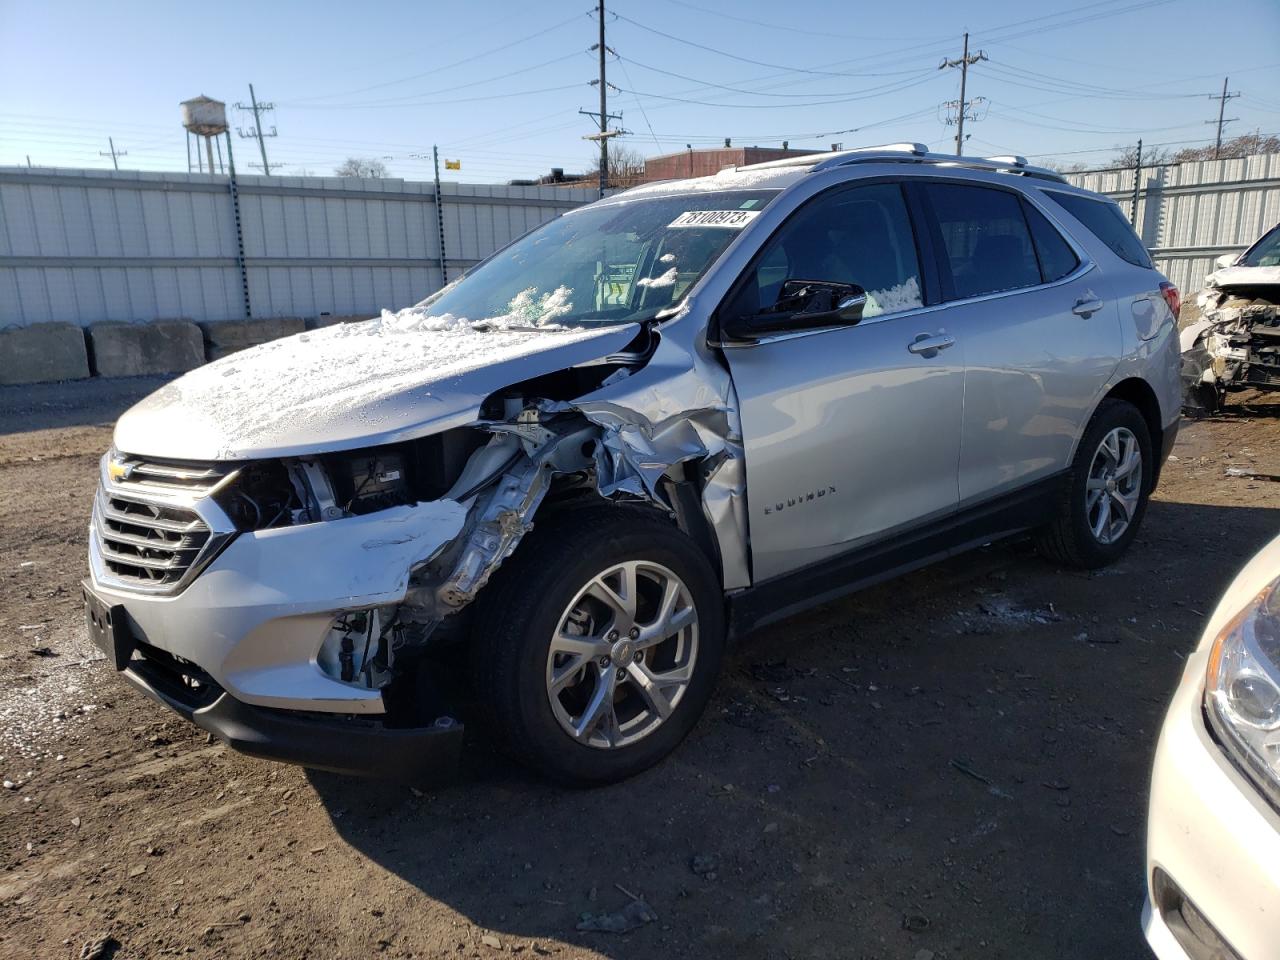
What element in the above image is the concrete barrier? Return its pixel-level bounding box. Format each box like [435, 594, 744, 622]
[200, 317, 305, 360]
[88, 320, 205, 378]
[0, 322, 91, 385]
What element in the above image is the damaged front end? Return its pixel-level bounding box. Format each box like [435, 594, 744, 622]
[308, 316, 748, 729]
[1183, 284, 1280, 413]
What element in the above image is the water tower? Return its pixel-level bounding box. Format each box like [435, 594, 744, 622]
[181, 95, 229, 174]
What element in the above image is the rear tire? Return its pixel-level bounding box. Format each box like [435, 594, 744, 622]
[1036, 399, 1153, 569]
[470, 505, 725, 785]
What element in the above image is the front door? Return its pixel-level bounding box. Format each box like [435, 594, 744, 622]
[720, 182, 965, 583]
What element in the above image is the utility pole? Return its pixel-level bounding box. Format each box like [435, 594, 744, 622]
[1207, 77, 1241, 160]
[432, 145, 448, 288]
[597, 0, 607, 195]
[1130, 139, 1143, 227]
[581, 0, 626, 198]
[939, 33, 987, 156]
[235, 83, 279, 174]
[99, 137, 126, 170]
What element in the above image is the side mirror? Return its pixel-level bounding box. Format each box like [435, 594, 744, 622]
[1214, 253, 1238, 270]
[725, 280, 867, 339]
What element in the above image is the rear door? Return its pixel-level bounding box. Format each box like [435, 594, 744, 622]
[720, 180, 964, 582]
[910, 180, 1120, 504]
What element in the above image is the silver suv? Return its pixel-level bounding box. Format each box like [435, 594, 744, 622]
[83, 143, 1182, 784]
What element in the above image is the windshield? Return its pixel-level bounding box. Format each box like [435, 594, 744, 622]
[1241, 224, 1280, 267]
[419, 190, 780, 329]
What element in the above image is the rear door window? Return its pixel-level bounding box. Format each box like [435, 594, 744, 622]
[922, 183, 1042, 299]
[1022, 200, 1080, 282]
[1044, 191, 1152, 268]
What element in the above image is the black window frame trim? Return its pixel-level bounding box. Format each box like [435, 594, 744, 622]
[907, 178, 1080, 303]
[710, 176, 939, 345]
[1039, 186, 1153, 270]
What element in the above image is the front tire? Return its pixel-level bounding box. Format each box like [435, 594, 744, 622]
[471, 506, 725, 785]
[1036, 399, 1153, 569]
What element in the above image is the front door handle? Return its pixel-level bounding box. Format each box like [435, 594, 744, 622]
[1072, 297, 1105, 318]
[907, 333, 956, 358]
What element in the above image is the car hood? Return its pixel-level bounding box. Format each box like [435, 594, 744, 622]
[113, 314, 641, 461]
[1206, 264, 1280, 290]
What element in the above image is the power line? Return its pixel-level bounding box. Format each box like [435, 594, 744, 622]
[975, 0, 1177, 45]
[616, 71, 943, 110]
[282, 12, 588, 104]
[613, 12, 950, 80]
[616, 54, 932, 98]
[284, 83, 586, 111]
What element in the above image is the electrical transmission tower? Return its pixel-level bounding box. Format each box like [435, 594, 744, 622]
[99, 137, 127, 170]
[581, 0, 628, 197]
[939, 33, 987, 156]
[235, 83, 281, 173]
[1207, 77, 1241, 159]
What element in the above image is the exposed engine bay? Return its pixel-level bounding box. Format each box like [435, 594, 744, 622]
[1182, 280, 1280, 413]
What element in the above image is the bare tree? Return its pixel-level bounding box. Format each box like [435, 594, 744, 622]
[585, 145, 646, 188]
[1111, 143, 1172, 169]
[1171, 133, 1280, 163]
[335, 157, 389, 179]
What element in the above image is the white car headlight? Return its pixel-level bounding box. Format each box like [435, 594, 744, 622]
[1205, 572, 1280, 804]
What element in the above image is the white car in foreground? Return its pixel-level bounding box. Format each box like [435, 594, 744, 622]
[1144, 533, 1280, 959]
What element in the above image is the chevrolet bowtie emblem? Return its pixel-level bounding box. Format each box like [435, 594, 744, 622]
[108, 457, 135, 482]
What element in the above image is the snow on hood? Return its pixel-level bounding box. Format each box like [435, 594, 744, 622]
[113, 300, 640, 461]
[1206, 265, 1280, 289]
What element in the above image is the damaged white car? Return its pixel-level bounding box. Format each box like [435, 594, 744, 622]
[84, 144, 1182, 784]
[1181, 221, 1280, 413]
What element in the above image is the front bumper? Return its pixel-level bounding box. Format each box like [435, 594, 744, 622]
[88, 500, 467, 714]
[1144, 648, 1280, 960]
[117, 633, 462, 779]
[86, 497, 471, 778]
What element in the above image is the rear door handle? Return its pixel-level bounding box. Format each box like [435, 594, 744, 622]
[907, 333, 956, 358]
[1072, 297, 1105, 318]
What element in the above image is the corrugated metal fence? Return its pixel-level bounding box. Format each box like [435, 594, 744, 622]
[0, 167, 599, 327]
[5, 155, 1278, 328]
[1064, 151, 1280, 294]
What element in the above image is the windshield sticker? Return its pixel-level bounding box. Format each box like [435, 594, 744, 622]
[668, 209, 761, 229]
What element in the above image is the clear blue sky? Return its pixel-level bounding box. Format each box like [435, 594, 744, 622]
[3, 0, 1279, 181]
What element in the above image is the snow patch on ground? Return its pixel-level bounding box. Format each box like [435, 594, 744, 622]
[0, 623, 107, 761]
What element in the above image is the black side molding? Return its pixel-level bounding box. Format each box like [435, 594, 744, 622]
[727, 471, 1068, 639]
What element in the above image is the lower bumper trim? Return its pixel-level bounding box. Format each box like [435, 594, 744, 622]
[119, 661, 463, 781]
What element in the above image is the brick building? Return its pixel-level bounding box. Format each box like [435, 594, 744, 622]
[643, 146, 821, 182]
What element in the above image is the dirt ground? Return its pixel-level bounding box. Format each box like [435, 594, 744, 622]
[2, 378, 1279, 960]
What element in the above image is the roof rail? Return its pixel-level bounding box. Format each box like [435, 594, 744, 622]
[737, 142, 1066, 184]
[822, 149, 1066, 183]
[736, 142, 928, 172]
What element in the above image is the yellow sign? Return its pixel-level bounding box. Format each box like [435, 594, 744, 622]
[444, 159, 461, 170]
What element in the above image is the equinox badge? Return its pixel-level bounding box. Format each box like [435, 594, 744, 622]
[764, 485, 836, 516]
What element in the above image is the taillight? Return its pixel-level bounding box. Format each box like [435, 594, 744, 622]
[1160, 281, 1181, 321]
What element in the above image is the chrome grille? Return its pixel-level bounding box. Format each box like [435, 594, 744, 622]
[92, 453, 237, 594]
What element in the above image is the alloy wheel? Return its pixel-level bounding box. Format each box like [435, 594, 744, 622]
[545, 560, 699, 750]
[1086, 426, 1143, 545]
